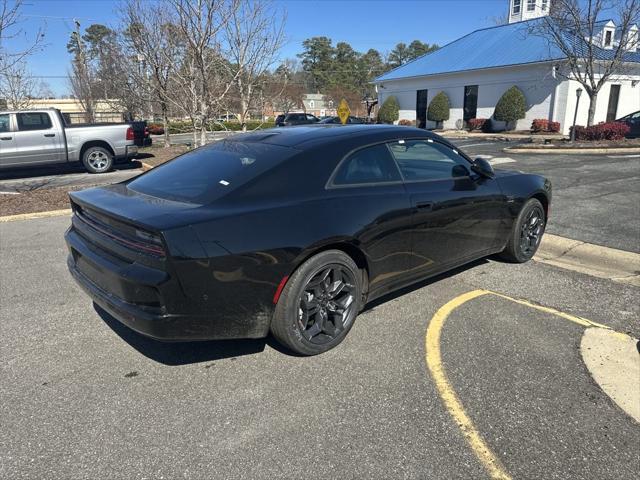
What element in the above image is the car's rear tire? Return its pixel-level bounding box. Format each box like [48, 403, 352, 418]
[82, 146, 113, 174]
[271, 250, 362, 356]
[500, 198, 546, 263]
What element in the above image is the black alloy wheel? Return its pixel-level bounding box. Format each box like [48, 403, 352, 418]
[271, 250, 362, 355]
[500, 198, 546, 263]
[519, 205, 545, 257]
[297, 265, 357, 344]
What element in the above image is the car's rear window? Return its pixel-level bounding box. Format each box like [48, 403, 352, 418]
[127, 140, 297, 204]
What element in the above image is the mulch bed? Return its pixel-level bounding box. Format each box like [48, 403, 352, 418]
[0, 146, 188, 217]
[137, 145, 189, 168]
[0, 184, 92, 217]
[515, 138, 640, 149]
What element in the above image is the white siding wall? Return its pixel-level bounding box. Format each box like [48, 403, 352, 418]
[377, 63, 640, 134]
[378, 63, 561, 131]
[562, 73, 640, 134]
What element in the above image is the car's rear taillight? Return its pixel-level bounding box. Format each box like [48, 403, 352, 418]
[126, 127, 134, 141]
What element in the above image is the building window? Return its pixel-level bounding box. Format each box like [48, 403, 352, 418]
[527, 0, 536, 12]
[604, 30, 613, 46]
[542, 0, 548, 10]
[309, 100, 315, 108]
[512, 0, 521, 14]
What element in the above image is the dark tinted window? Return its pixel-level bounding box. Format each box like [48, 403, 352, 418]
[388, 139, 469, 181]
[275, 115, 285, 123]
[0, 114, 9, 133]
[332, 144, 401, 186]
[17, 112, 52, 131]
[127, 141, 298, 204]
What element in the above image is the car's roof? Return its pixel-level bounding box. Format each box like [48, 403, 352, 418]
[227, 124, 436, 148]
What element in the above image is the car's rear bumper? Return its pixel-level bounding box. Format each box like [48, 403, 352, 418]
[65, 227, 268, 341]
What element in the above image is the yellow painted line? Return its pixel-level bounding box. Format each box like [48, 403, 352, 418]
[425, 289, 512, 480]
[0, 209, 72, 223]
[489, 292, 611, 330]
[425, 289, 616, 480]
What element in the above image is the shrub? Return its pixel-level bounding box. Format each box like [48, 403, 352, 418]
[467, 118, 487, 131]
[570, 122, 630, 141]
[531, 119, 562, 133]
[398, 119, 414, 126]
[530, 119, 549, 133]
[427, 92, 450, 123]
[377, 96, 400, 124]
[494, 86, 527, 129]
[147, 123, 165, 135]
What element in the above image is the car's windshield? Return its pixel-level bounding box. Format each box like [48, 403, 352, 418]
[127, 140, 297, 204]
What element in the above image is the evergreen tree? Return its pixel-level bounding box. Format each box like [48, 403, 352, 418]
[377, 96, 399, 124]
[494, 86, 527, 129]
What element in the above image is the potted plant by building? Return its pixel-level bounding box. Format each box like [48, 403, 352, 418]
[493, 86, 526, 131]
[427, 92, 450, 130]
[377, 96, 399, 124]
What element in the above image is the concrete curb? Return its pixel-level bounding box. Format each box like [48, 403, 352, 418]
[0, 209, 72, 223]
[535, 234, 640, 287]
[504, 146, 640, 154]
[141, 162, 154, 171]
[581, 328, 640, 423]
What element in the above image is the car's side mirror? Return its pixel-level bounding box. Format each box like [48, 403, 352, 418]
[471, 157, 495, 179]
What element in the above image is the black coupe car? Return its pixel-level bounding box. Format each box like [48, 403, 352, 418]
[66, 125, 551, 355]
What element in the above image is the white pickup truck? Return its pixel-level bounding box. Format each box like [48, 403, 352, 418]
[0, 108, 147, 174]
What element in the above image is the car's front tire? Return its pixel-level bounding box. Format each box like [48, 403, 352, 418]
[500, 198, 546, 263]
[82, 146, 113, 174]
[271, 250, 362, 355]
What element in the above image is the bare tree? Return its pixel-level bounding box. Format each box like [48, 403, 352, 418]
[67, 20, 96, 122]
[0, 0, 45, 75]
[122, 0, 185, 146]
[533, 0, 640, 125]
[0, 61, 36, 109]
[168, 0, 238, 146]
[222, 0, 285, 131]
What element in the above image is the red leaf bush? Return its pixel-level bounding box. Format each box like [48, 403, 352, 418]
[531, 119, 561, 133]
[467, 118, 487, 131]
[570, 122, 630, 141]
[147, 123, 165, 135]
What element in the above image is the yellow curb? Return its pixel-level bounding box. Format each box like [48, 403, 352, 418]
[0, 209, 72, 223]
[504, 147, 640, 154]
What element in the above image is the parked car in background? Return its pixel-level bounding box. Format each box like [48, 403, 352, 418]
[275, 112, 319, 127]
[319, 116, 366, 124]
[66, 125, 551, 355]
[0, 108, 145, 173]
[615, 111, 640, 138]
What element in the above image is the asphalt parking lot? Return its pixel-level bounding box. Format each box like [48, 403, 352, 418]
[1, 216, 638, 479]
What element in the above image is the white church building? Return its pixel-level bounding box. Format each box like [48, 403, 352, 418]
[374, 0, 640, 134]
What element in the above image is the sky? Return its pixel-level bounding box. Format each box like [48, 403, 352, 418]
[11, 0, 510, 96]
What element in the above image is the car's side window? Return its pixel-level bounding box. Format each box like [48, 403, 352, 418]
[306, 114, 316, 121]
[16, 112, 52, 131]
[0, 114, 10, 133]
[332, 144, 402, 186]
[387, 139, 470, 182]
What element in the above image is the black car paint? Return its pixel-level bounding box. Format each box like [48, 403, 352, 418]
[65, 125, 551, 341]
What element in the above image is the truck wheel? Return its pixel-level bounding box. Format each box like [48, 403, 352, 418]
[82, 146, 113, 174]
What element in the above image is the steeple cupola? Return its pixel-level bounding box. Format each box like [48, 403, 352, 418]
[509, 0, 550, 24]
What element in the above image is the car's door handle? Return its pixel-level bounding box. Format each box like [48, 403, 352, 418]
[44, 133, 55, 137]
[0, 136, 12, 140]
[415, 201, 433, 210]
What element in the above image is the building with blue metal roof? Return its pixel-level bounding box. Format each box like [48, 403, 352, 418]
[374, 0, 639, 134]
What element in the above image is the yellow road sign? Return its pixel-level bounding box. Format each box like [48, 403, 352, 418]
[337, 99, 350, 125]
